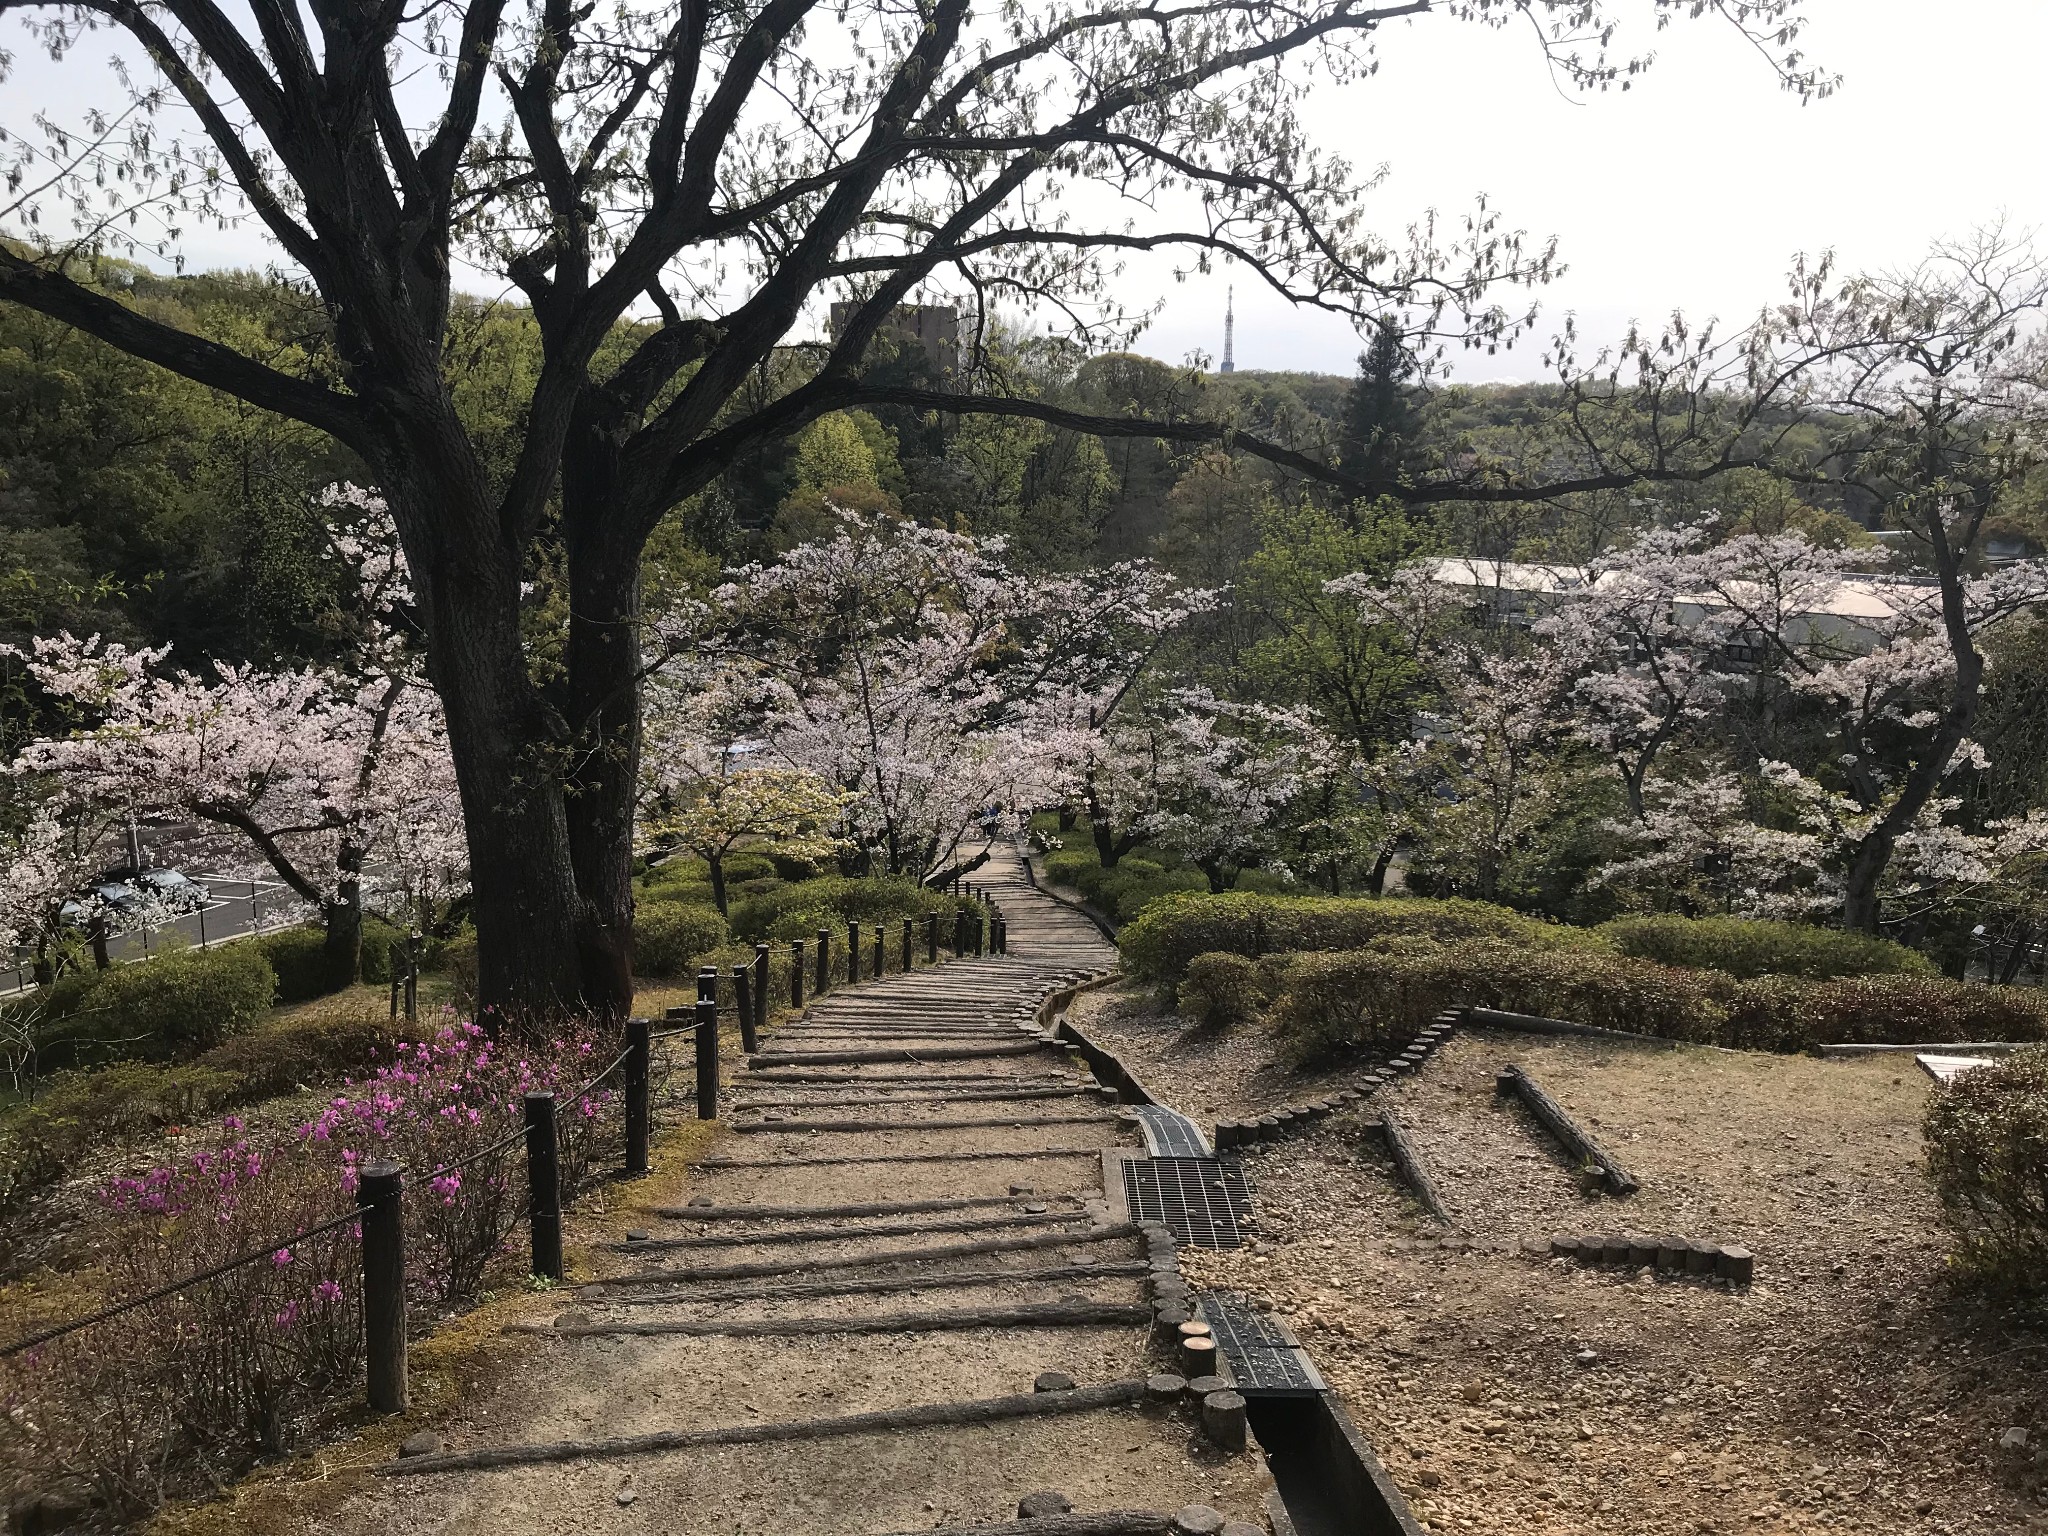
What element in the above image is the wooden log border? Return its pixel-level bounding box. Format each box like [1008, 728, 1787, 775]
[1214, 1012, 1464, 1151]
[512, 1299, 1154, 1341]
[1545, 1233, 1752, 1284]
[1494, 1065, 1640, 1196]
[382, 1378, 1149, 1475]
[1371, 1111, 1458, 1229]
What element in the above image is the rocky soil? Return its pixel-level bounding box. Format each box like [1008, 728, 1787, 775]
[1070, 985, 2048, 1536]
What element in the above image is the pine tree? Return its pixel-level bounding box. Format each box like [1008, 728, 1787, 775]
[1337, 317, 1420, 485]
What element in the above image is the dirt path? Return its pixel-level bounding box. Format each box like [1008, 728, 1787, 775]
[1069, 987, 2048, 1536]
[294, 851, 1280, 1536]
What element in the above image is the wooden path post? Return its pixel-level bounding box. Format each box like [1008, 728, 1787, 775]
[815, 928, 831, 996]
[361, 1160, 406, 1413]
[733, 963, 757, 1053]
[753, 944, 770, 1038]
[791, 939, 805, 1007]
[695, 998, 720, 1119]
[525, 1093, 563, 1282]
[624, 1018, 651, 1176]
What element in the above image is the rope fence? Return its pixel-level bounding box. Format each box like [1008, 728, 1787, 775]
[0, 896, 1010, 1406]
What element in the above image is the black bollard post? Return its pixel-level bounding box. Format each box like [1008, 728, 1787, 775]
[624, 1018, 651, 1176]
[873, 924, 884, 979]
[361, 1160, 406, 1412]
[791, 939, 805, 1007]
[901, 918, 913, 973]
[525, 1092, 563, 1282]
[753, 944, 771, 1037]
[816, 928, 831, 995]
[696, 965, 719, 1005]
[973, 910, 985, 956]
[847, 920, 860, 983]
[695, 997, 720, 1119]
[733, 963, 757, 1053]
[926, 911, 939, 963]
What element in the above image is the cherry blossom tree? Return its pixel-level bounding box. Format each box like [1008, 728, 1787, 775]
[0, 0, 1828, 1014]
[703, 513, 1211, 883]
[1141, 690, 1326, 893]
[10, 490, 463, 983]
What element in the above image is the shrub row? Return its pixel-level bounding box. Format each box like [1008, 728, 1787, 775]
[1044, 853, 1211, 923]
[1596, 914, 1933, 980]
[13, 943, 278, 1071]
[1247, 937, 2048, 1066]
[633, 901, 732, 977]
[728, 875, 968, 944]
[1122, 891, 1601, 986]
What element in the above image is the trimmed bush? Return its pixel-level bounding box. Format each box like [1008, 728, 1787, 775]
[1722, 973, 2048, 1053]
[1926, 1046, 2048, 1292]
[255, 925, 345, 1003]
[634, 900, 732, 977]
[1178, 952, 1269, 1030]
[1120, 891, 1605, 986]
[1264, 939, 1722, 1065]
[1599, 914, 1934, 980]
[718, 851, 778, 884]
[359, 915, 407, 984]
[197, 1013, 412, 1100]
[37, 944, 277, 1064]
[728, 876, 963, 943]
[766, 847, 828, 880]
[1041, 849, 1098, 891]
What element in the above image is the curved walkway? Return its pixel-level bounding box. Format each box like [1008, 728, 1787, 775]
[311, 847, 1277, 1536]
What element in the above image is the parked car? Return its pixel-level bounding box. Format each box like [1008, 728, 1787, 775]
[132, 867, 211, 910]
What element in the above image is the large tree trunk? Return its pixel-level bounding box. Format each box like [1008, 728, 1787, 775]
[561, 464, 642, 1023]
[392, 464, 587, 1020]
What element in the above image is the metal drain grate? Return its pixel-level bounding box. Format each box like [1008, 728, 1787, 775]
[1122, 1157, 1255, 1247]
[1133, 1105, 1213, 1158]
[1197, 1290, 1325, 1395]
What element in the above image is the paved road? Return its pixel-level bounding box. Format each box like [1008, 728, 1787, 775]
[4, 875, 300, 995]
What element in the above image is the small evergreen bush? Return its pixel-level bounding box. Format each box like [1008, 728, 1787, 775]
[634, 901, 732, 976]
[1177, 952, 1269, 1029]
[1926, 1046, 2048, 1292]
[1041, 849, 1098, 891]
[1599, 914, 1934, 980]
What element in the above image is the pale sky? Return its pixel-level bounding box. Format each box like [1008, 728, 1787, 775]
[1140, 0, 2048, 381]
[3, 0, 2042, 386]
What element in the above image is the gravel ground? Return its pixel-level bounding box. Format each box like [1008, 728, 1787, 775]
[1070, 984, 2048, 1536]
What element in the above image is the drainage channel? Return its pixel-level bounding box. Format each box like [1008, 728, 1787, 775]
[1066, 1011, 1426, 1536]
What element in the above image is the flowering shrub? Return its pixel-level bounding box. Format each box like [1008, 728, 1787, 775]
[0, 1015, 622, 1519]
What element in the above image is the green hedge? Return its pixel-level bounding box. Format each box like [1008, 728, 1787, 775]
[634, 901, 732, 977]
[1926, 1047, 2048, 1292]
[1122, 892, 1603, 986]
[1177, 953, 1273, 1030]
[1598, 914, 1934, 980]
[728, 876, 964, 944]
[254, 926, 344, 1003]
[1258, 936, 2048, 1065]
[20, 944, 277, 1068]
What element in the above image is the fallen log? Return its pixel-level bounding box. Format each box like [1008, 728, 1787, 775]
[381, 1378, 1148, 1476]
[1375, 1111, 1459, 1228]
